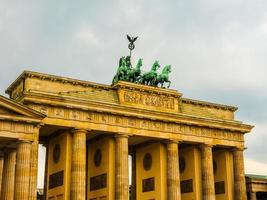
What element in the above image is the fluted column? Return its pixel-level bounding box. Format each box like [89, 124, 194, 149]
[0, 153, 4, 197]
[233, 147, 247, 200]
[250, 192, 256, 200]
[201, 144, 215, 200]
[167, 140, 181, 200]
[14, 140, 32, 200]
[71, 129, 87, 200]
[28, 139, 39, 200]
[1, 148, 16, 200]
[115, 133, 129, 200]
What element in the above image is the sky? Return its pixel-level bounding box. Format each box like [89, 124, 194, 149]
[1, 0, 267, 188]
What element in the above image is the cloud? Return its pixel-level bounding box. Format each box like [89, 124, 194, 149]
[0, 0, 267, 186]
[245, 158, 267, 175]
[244, 123, 267, 163]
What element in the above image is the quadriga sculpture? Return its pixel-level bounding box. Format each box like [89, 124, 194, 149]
[112, 57, 172, 88]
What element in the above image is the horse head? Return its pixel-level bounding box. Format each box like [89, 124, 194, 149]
[136, 58, 143, 69]
[151, 60, 160, 71]
[163, 65, 171, 73]
[119, 56, 126, 67]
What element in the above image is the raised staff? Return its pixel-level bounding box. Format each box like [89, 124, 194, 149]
[127, 34, 138, 58]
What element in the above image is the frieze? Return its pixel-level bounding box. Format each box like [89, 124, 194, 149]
[30, 104, 244, 142]
[0, 120, 35, 133]
[123, 90, 175, 110]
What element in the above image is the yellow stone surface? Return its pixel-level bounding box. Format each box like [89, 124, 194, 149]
[0, 71, 254, 199]
[213, 150, 234, 200]
[136, 142, 167, 200]
[180, 146, 202, 200]
[87, 136, 115, 200]
[46, 131, 72, 200]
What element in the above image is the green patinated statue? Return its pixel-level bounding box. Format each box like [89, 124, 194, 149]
[112, 56, 142, 84]
[128, 58, 143, 83]
[112, 35, 172, 88]
[155, 65, 172, 88]
[139, 60, 160, 86]
[112, 56, 128, 84]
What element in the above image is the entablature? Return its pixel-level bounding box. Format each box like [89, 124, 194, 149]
[0, 95, 44, 141]
[20, 90, 252, 133]
[6, 71, 240, 121]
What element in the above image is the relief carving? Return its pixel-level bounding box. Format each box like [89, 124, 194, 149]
[30, 104, 244, 143]
[124, 91, 175, 110]
[115, 116, 122, 125]
[70, 110, 80, 120]
[39, 106, 48, 115]
[55, 108, 64, 118]
[86, 113, 93, 121]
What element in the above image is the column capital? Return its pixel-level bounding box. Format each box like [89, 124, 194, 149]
[35, 124, 43, 129]
[16, 139, 32, 144]
[167, 139, 181, 144]
[114, 133, 129, 138]
[72, 128, 89, 134]
[233, 146, 246, 151]
[200, 143, 213, 148]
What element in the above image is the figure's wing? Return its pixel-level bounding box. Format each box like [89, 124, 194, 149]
[133, 37, 138, 42]
[127, 35, 132, 42]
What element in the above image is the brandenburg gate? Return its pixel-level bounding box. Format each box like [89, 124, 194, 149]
[0, 69, 252, 200]
[0, 37, 253, 200]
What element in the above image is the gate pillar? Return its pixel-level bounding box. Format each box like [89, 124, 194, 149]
[136, 142, 167, 200]
[87, 136, 115, 200]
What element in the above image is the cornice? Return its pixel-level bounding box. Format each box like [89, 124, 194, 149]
[0, 114, 43, 124]
[5, 70, 112, 95]
[20, 90, 253, 133]
[6, 71, 238, 113]
[181, 98, 238, 111]
[0, 95, 45, 119]
[112, 81, 182, 98]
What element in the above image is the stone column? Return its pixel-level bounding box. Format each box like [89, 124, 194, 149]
[28, 132, 39, 200]
[167, 140, 181, 200]
[233, 147, 247, 200]
[1, 148, 16, 200]
[250, 192, 256, 200]
[14, 140, 32, 200]
[200, 144, 215, 200]
[71, 129, 87, 200]
[0, 152, 4, 197]
[115, 133, 129, 200]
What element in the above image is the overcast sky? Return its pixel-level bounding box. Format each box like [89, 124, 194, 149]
[1, 0, 267, 188]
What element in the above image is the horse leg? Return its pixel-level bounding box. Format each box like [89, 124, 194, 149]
[167, 81, 171, 88]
